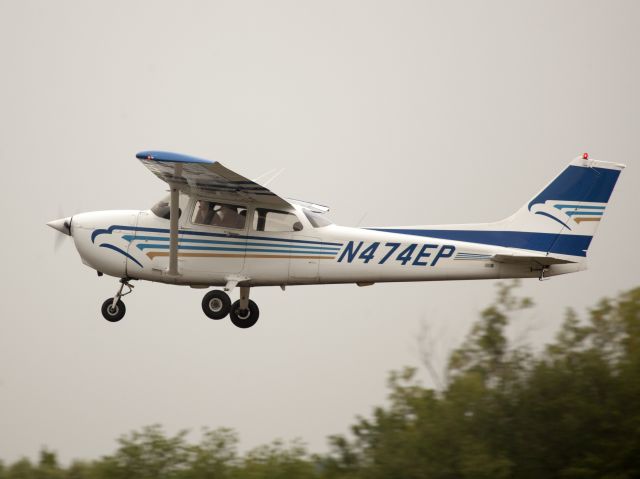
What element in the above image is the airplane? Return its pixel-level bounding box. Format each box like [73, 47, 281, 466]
[48, 151, 625, 328]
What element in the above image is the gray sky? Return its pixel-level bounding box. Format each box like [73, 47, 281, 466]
[1, 0, 638, 464]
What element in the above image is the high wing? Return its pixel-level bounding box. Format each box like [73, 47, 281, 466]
[136, 150, 296, 277]
[136, 150, 292, 209]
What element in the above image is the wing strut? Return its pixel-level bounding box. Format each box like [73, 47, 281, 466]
[168, 164, 182, 276]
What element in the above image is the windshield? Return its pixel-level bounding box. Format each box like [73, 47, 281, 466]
[303, 209, 332, 228]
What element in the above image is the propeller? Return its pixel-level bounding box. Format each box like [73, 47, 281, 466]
[48, 213, 73, 252]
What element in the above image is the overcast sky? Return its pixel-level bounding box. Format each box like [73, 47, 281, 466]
[1, 0, 638, 464]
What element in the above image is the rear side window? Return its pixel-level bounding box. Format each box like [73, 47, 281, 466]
[253, 209, 303, 232]
[192, 200, 247, 229]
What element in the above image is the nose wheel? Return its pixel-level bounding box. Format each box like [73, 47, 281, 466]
[101, 279, 133, 322]
[101, 298, 126, 322]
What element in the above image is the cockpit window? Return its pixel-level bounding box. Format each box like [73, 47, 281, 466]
[151, 200, 181, 220]
[253, 209, 303, 232]
[192, 200, 247, 229]
[303, 209, 332, 228]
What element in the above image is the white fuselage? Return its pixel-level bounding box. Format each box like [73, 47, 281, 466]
[68, 197, 583, 288]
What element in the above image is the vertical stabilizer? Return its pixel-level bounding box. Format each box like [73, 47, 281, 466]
[372, 155, 625, 259]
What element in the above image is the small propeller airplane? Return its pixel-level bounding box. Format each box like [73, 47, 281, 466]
[48, 151, 624, 328]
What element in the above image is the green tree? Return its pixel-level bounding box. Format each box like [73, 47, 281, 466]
[5, 458, 35, 479]
[236, 439, 316, 479]
[187, 428, 238, 479]
[322, 283, 640, 479]
[34, 449, 63, 479]
[99, 425, 190, 479]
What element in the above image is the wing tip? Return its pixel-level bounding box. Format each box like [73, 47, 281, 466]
[136, 150, 215, 164]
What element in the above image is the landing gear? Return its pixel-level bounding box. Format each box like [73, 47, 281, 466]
[202, 290, 231, 319]
[201, 287, 259, 327]
[101, 298, 126, 322]
[229, 286, 259, 328]
[101, 279, 134, 322]
[230, 300, 259, 328]
[98, 281, 261, 327]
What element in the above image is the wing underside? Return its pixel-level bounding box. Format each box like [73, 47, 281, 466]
[137, 151, 291, 208]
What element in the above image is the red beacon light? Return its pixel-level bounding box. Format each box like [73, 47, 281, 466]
[583, 153, 589, 160]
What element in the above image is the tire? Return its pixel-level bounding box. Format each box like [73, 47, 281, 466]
[202, 290, 231, 320]
[229, 300, 259, 329]
[101, 298, 126, 322]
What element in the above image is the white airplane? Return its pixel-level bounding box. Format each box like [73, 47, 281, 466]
[48, 151, 624, 328]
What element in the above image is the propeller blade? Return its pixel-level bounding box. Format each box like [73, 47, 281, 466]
[53, 231, 67, 252]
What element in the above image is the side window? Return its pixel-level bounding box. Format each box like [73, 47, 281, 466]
[192, 200, 247, 229]
[253, 209, 303, 232]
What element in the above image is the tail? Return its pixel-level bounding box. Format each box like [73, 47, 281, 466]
[498, 154, 625, 257]
[374, 154, 625, 258]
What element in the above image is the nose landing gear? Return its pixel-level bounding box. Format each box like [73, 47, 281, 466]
[101, 278, 134, 322]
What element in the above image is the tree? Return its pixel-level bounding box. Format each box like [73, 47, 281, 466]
[322, 283, 640, 479]
[98, 425, 190, 479]
[187, 428, 238, 479]
[236, 439, 316, 479]
[4, 458, 36, 479]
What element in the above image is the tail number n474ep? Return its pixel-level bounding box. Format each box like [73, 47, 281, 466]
[337, 241, 456, 266]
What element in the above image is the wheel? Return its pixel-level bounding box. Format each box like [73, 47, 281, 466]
[101, 298, 126, 322]
[229, 300, 259, 329]
[202, 290, 231, 320]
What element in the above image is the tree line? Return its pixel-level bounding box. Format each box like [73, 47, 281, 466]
[2, 281, 639, 478]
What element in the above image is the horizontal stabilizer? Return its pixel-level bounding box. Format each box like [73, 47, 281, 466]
[492, 254, 576, 266]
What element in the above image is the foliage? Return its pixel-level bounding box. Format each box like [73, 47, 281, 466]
[322, 281, 640, 479]
[2, 282, 639, 478]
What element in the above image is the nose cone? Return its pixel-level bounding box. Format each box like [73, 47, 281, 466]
[47, 217, 72, 236]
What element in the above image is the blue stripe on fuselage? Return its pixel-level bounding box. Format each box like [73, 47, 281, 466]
[122, 235, 340, 252]
[370, 229, 592, 257]
[135, 244, 337, 255]
[92, 225, 343, 247]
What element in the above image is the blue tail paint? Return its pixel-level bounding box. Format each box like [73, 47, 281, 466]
[372, 157, 624, 257]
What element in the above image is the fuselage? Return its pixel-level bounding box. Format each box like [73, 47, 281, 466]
[67, 195, 582, 288]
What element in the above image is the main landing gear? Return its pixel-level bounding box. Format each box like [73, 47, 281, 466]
[101, 278, 134, 322]
[201, 286, 260, 329]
